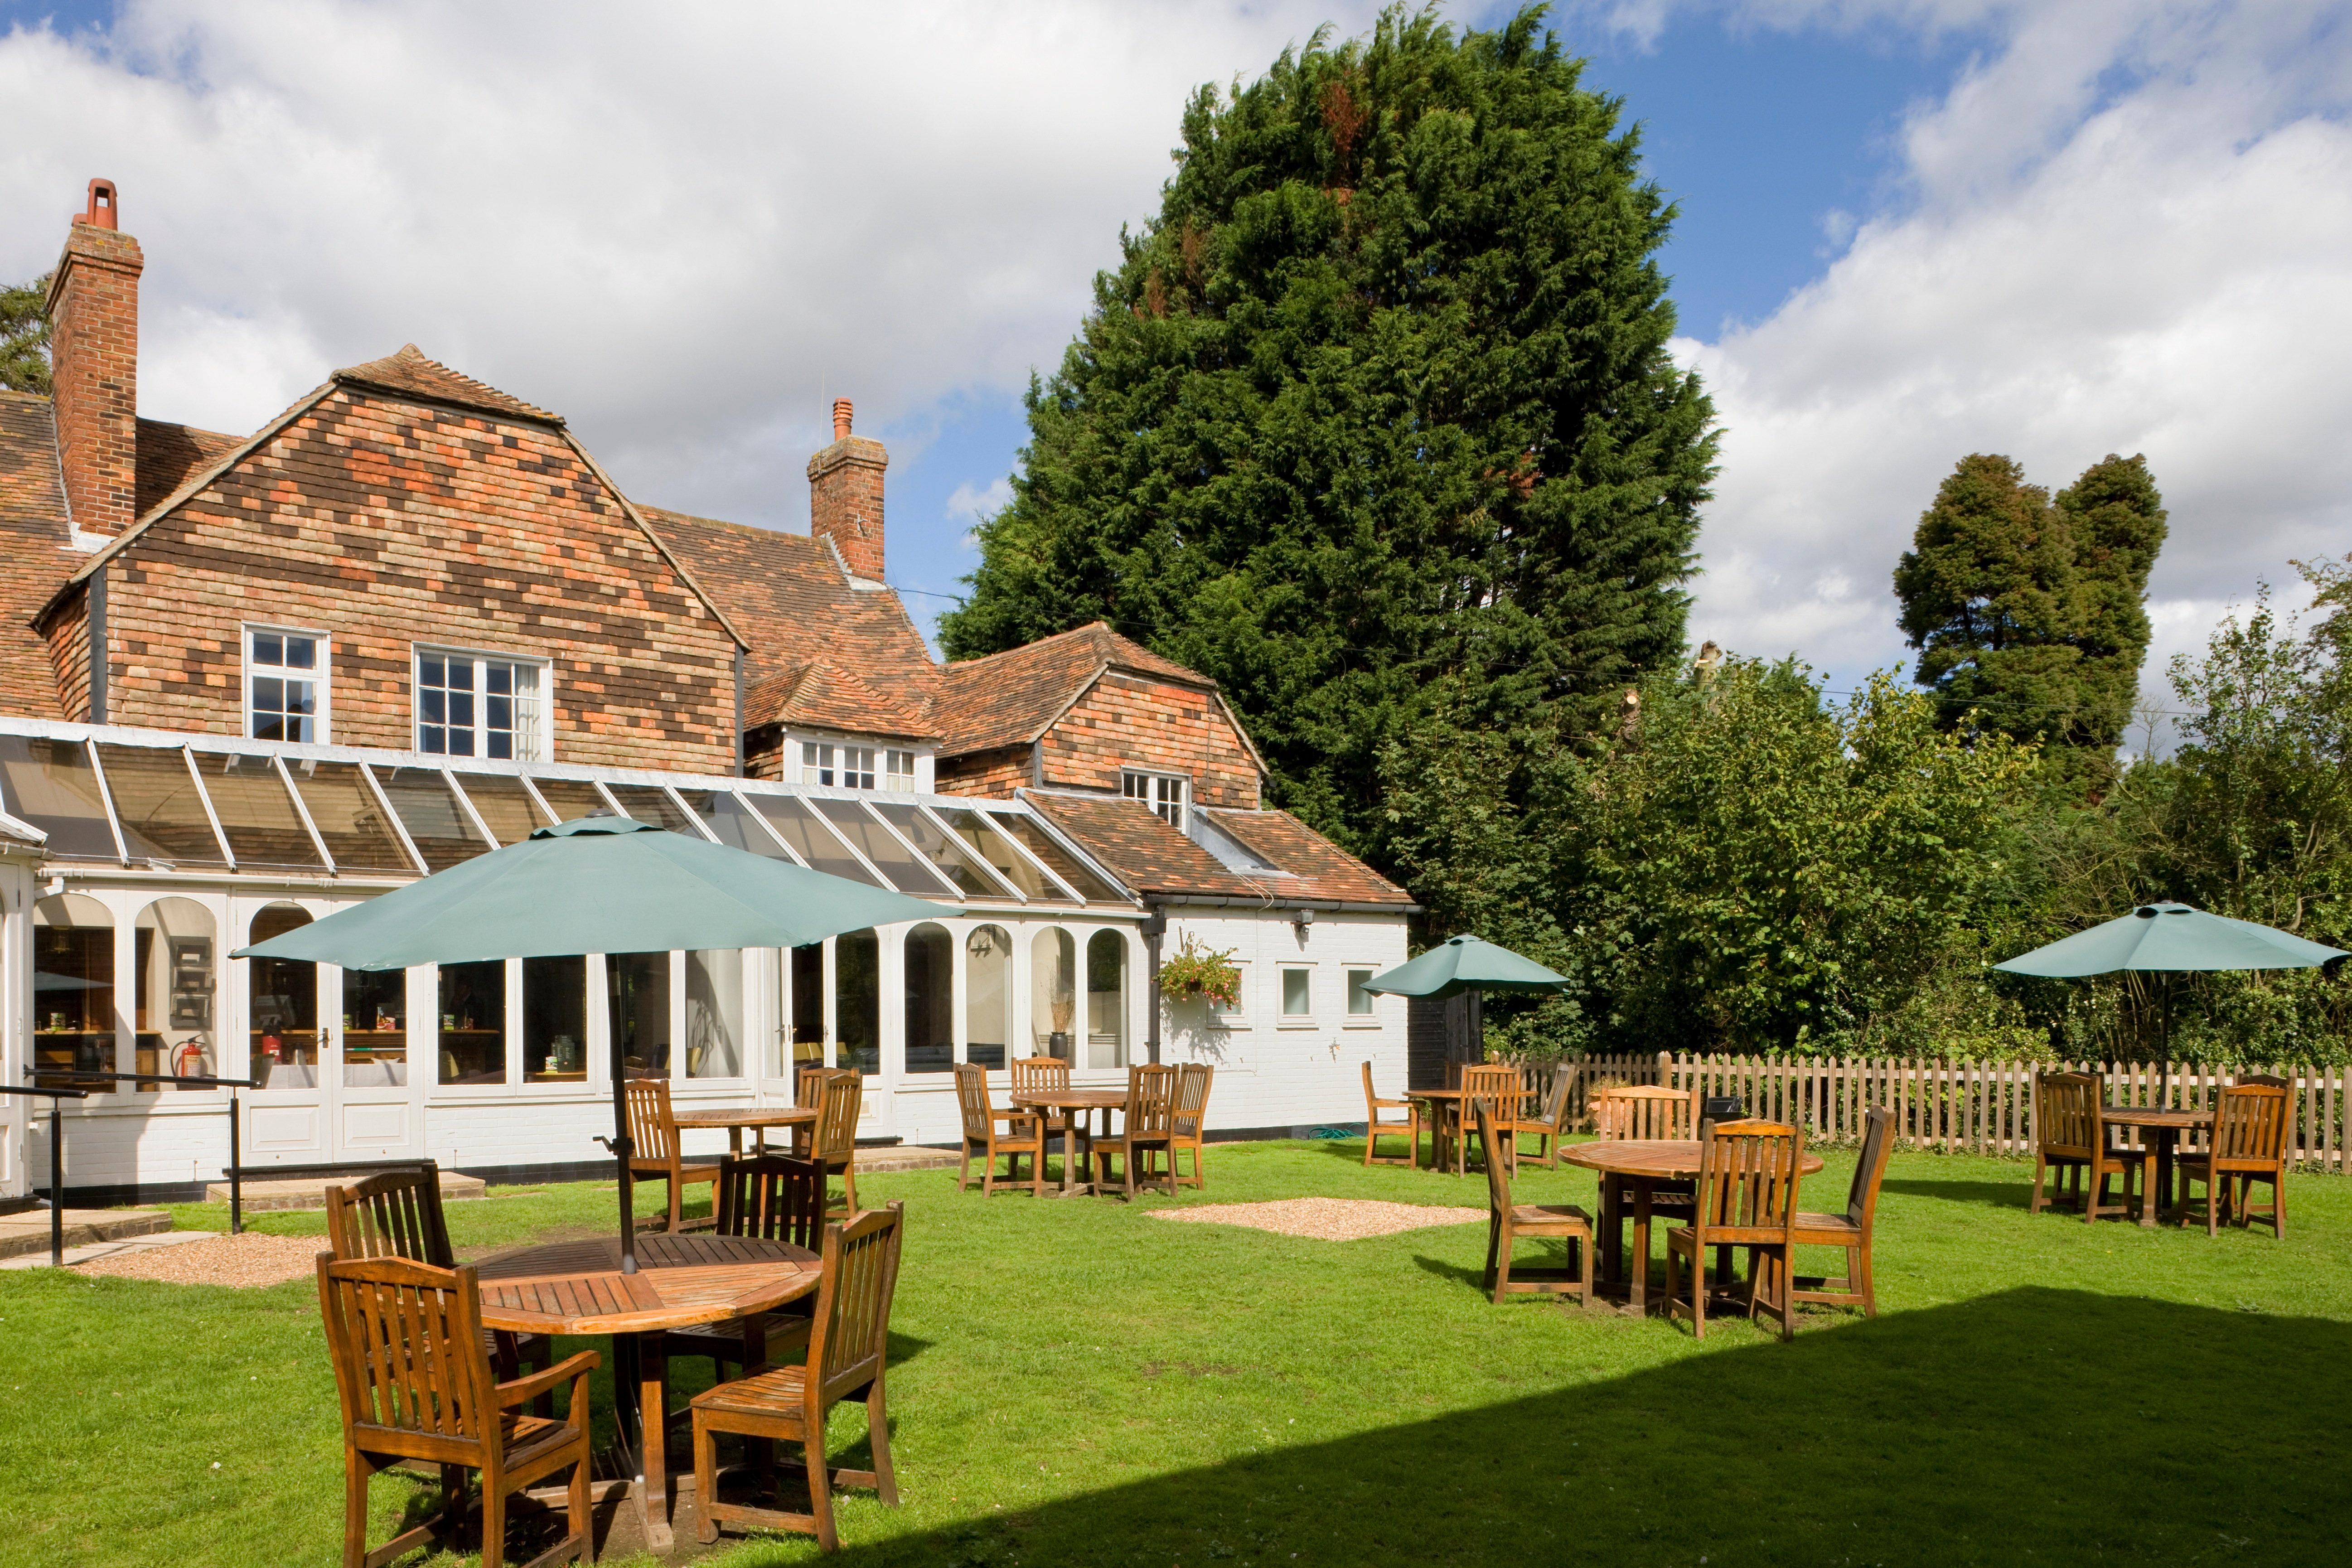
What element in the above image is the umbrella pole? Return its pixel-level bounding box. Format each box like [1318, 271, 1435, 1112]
[612, 1029, 637, 1275]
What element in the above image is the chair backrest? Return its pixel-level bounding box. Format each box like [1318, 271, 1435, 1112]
[324, 1168, 455, 1268]
[624, 1076, 680, 1166]
[316, 1253, 495, 1449]
[2211, 1083, 2289, 1167]
[808, 1202, 905, 1405]
[1459, 1064, 1520, 1124]
[714, 1152, 827, 1247]
[2236, 1072, 2290, 1090]
[1361, 1060, 1385, 1119]
[1595, 1085, 1699, 1141]
[1475, 1103, 1516, 1218]
[1540, 1066, 1574, 1132]
[1009, 1055, 1069, 1094]
[1174, 1062, 1213, 1137]
[814, 1070, 862, 1162]
[2035, 1072, 2101, 1158]
[796, 1065, 827, 1108]
[1847, 1105, 1896, 1229]
[953, 1062, 994, 1139]
[1124, 1064, 1179, 1138]
[1692, 1119, 1803, 1245]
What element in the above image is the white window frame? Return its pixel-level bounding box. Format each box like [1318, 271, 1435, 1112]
[1343, 966, 1380, 1026]
[1122, 769, 1191, 830]
[242, 623, 332, 744]
[1277, 963, 1315, 1026]
[413, 646, 549, 762]
[883, 749, 915, 793]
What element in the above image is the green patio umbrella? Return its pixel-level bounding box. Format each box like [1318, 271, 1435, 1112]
[1993, 902, 2349, 977]
[1364, 935, 1570, 1060]
[237, 815, 951, 1270]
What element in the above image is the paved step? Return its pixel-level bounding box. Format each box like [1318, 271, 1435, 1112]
[0, 1227, 215, 1270]
[857, 1145, 959, 1173]
[0, 1207, 171, 1261]
[204, 1170, 487, 1211]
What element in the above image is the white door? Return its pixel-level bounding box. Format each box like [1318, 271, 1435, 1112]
[241, 899, 331, 1166]
[326, 965, 426, 1161]
[238, 900, 424, 1166]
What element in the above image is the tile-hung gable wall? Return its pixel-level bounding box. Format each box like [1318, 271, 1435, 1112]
[71, 385, 739, 771]
[1039, 673, 1262, 808]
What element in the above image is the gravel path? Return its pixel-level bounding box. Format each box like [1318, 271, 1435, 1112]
[1150, 1198, 1486, 1241]
[75, 1232, 324, 1288]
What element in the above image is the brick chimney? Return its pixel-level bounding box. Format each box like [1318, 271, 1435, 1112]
[807, 397, 887, 583]
[46, 179, 143, 539]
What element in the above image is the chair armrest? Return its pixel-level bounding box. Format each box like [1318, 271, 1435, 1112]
[494, 1349, 602, 1408]
[991, 1108, 1040, 1130]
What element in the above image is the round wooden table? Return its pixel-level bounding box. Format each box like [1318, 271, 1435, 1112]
[1009, 1088, 1129, 1195]
[672, 1104, 818, 1157]
[1559, 1139, 1826, 1314]
[2101, 1106, 2214, 1226]
[476, 1231, 819, 1552]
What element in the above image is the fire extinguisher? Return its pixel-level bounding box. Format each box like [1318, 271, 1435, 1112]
[174, 1039, 207, 1079]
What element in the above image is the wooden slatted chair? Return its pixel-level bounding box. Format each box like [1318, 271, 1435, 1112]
[1507, 1066, 1576, 1171]
[1090, 1064, 1180, 1199]
[1475, 1103, 1590, 1304]
[1361, 1061, 1421, 1167]
[1009, 1055, 1072, 1181]
[810, 1069, 864, 1215]
[1450, 1063, 1522, 1176]
[664, 1153, 829, 1382]
[1593, 1084, 1701, 1141]
[316, 1253, 600, 1568]
[1792, 1105, 1895, 1317]
[2030, 1071, 2150, 1224]
[692, 1203, 906, 1553]
[953, 1062, 1043, 1196]
[1169, 1062, 1214, 1189]
[326, 1170, 555, 1414]
[2177, 1081, 2290, 1238]
[625, 1076, 720, 1233]
[1663, 1118, 1805, 1341]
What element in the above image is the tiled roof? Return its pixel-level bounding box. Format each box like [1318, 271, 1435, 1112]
[934, 622, 1212, 758]
[0, 392, 75, 716]
[1028, 792, 1415, 907]
[333, 343, 562, 426]
[644, 507, 939, 739]
[134, 417, 241, 517]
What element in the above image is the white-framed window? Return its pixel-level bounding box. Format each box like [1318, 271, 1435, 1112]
[245, 624, 329, 743]
[1209, 961, 1249, 1026]
[1122, 770, 1190, 829]
[1345, 967, 1378, 1022]
[1278, 965, 1314, 1023]
[802, 742, 897, 790]
[415, 648, 547, 760]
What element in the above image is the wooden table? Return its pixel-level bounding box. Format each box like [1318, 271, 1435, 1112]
[476, 1231, 819, 1552]
[1010, 1088, 1129, 1195]
[1559, 1139, 1826, 1314]
[672, 1104, 818, 1156]
[2103, 1106, 2214, 1226]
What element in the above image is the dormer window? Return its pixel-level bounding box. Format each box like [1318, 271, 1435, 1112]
[801, 742, 916, 792]
[1122, 770, 1189, 830]
[246, 625, 329, 743]
[416, 648, 547, 760]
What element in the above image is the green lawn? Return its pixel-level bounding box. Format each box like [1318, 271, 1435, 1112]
[2, 1140, 2347, 1567]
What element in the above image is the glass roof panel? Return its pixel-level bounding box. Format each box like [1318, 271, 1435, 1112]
[373, 766, 491, 871]
[0, 736, 117, 861]
[750, 795, 882, 886]
[988, 812, 1128, 903]
[197, 753, 324, 869]
[871, 803, 1001, 897]
[813, 799, 955, 897]
[286, 760, 412, 873]
[451, 772, 549, 846]
[605, 783, 697, 836]
[932, 806, 1061, 901]
[529, 776, 610, 824]
[674, 788, 794, 861]
[96, 745, 229, 868]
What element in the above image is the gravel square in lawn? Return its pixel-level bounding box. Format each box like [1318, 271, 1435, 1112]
[1149, 1196, 1486, 1240]
[75, 1232, 324, 1288]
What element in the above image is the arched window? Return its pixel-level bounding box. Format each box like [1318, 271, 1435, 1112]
[965, 925, 1011, 1070]
[1031, 927, 1075, 1060]
[686, 949, 744, 1079]
[135, 897, 215, 1092]
[33, 893, 113, 1084]
[837, 929, 880, 1075]
[249, 903, 319, 1088]
[902, 924, 954, 1074]
[1086, 929, 1127, 1069]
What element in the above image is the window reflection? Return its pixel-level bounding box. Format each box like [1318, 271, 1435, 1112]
[33, 893, 113, 1085]
[608, 952, 668, 1079]
[1087, 929, 1127, 1069]
[249, 903, 319, 1087]
[837, 929, 880, 1075]
[686, 949, 742, 1078]
[0, 737, 117, 860]
[965, 925, 1011, 1070]
[788, 943, 824, 1073]
[525, 955, 587, 1083]
[1032, 927, 1075, 1060]
[135, 897, 213, 1092]
[343, 968, 408, 1087]
[438, 960, 505, 1084]
[903, 924, 953, 1074]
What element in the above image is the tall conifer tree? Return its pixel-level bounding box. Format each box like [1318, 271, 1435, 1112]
[941, 5, 1716, 855]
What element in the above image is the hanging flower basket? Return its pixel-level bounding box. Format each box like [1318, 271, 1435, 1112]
[1159, 934, 1242, 1008]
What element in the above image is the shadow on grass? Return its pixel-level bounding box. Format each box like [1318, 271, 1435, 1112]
[1880, 1177, 2043, 1211]
[823, 1289, 2351, 1567]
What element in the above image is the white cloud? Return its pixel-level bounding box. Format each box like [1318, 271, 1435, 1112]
[1676, 0, 2352, 702]
[0, 0, 1370, 532]
[946, 476, 1015, 545]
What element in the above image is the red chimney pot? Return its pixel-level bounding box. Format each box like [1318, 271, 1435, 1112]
[832, 398, 853, 441]
[78, 178, 119, 231]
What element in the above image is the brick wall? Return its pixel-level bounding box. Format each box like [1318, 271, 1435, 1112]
[88, 385, 740, 771]
[807, 434, 886, 582]
[934, 744, 1031, 799]
[1036, 673, 1261, 808]
[743, 726, 785, 781]
[45, 589, 90, 721]
[47, 218, 143, 538]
